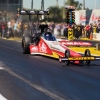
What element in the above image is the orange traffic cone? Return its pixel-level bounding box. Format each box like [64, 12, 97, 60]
[90, 33, 93, 40]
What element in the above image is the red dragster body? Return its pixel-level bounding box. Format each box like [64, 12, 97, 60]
[29, 32, 84, 64]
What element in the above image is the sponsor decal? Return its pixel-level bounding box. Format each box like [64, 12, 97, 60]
[31, 47, 38, 52]
[40, 43, 47, 53]
[92, 14, 99, 21]
[79, 13, 100, 25]
[80, 15, 89, 24]
[68, 28, 73, 40]
[69, 33, 72, 36]
[68, 57, 95, 60]
[61, 41, 92, 46]
[80, 15, 89, 21]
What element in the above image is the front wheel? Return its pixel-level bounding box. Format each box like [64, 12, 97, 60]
[65, 49, 70, 65]
[84, 49, 91, 65]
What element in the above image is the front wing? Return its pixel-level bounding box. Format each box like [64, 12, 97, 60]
[59, 56, 100, 63]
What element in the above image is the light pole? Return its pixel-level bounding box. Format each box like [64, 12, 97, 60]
[56, 0, 58, 7]
[94, 0, 97, 9]
[82, 0, 85, 10]
[63, 0, 65, 19]
[41, 0, 44, 10]
[31, 0, 33, 10]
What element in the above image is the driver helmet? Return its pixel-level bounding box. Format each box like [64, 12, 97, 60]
[45, 33, 52, 40]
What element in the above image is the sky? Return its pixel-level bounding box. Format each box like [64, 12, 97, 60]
[23, 0, 100, 10]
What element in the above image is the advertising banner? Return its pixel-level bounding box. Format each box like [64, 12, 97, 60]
[75, 9, 100, 25]
[75, 11, 80, 25]
[89, 10, 100, 24]
[79, 10, 87, 25]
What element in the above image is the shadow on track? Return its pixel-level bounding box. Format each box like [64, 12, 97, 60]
[62, 62, 100, 68]
[30, 55, 100, 68]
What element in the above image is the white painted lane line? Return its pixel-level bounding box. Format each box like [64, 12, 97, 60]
[0, 67, 4, 70]
[3, 67, 66, 100]
[0, 94, 7, 100]
[0, 61, 66, 100]
[0, 62, 4, 70]
[0, 63, 7, 100]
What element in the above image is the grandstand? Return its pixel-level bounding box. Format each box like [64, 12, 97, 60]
[0, 0, 23, 12]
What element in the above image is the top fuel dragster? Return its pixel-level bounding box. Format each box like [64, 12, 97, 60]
[17, 9, 100, 66]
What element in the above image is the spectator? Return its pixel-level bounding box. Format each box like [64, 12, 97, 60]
[97, 23, 100, 33]
[63, 24, 68, 38]
[0, 21, 2, 37]
[93, 24, 97, 33]
[7, 20, 14, 37]
[89, 24, 93, 31]
[75, 25, 81, 39]
[1, 23, 5, 38]
[13, 22, 18, 37]
[82, 25, 85, 38]
[89, 24, 93, 36]
[85, 24, 90, 38]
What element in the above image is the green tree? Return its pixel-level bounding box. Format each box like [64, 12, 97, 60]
[48, 6, 63, 22]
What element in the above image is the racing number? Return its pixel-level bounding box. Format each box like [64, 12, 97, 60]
[68, 28, 73, 40]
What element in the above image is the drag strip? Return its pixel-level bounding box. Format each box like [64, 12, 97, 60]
[0, 38, 100, 100]
[0, 64, 65, 100]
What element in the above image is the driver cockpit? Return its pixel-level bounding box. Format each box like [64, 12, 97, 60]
[43, 32, 56, 41]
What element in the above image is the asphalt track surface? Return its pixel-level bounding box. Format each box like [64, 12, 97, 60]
[0, 38, 100, 100]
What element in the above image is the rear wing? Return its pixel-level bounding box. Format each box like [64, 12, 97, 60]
[17, 8, 49, 15]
